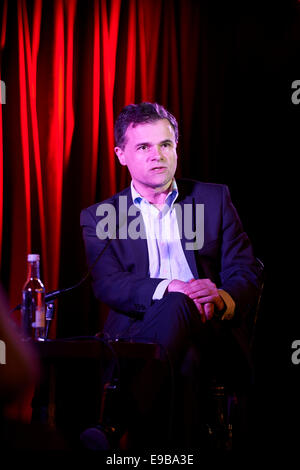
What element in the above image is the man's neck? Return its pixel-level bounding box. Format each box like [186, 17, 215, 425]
[132, 180, 173, 207]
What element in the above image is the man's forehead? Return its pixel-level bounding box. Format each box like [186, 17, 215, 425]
[125, 119, 175, 141]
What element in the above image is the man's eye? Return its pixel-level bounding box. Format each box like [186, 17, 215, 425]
[138, 145, 148, 151]
[162, 142, 171, 148]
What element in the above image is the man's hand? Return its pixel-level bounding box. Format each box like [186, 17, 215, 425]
[184, 278, 225, 311]
[168, 278, 225, 322]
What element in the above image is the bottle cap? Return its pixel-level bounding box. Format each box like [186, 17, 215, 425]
[27, 254, 40, 262]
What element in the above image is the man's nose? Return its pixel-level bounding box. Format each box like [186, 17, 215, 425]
[151, 145, 164, 159]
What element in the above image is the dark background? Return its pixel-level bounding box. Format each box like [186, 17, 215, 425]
[0, 0, 299, 450]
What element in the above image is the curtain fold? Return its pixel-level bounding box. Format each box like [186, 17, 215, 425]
[0, 0, 7, 268]
[0, 90, 2, 267]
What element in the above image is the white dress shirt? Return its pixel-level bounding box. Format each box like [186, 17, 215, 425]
[131, 180, 235, 319]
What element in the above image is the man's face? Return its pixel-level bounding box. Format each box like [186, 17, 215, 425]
[115, 119, 178, 194]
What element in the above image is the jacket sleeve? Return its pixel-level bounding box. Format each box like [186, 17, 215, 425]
[219, 185, 263, 326]
[80, 206, 163, 316]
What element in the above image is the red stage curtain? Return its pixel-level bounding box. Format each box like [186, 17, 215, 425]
[0, 0, 203, 335]
[0, 0, 7, 269]
[0, 0, 206, 424]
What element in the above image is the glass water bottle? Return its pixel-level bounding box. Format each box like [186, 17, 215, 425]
[21, 254, 46, 341]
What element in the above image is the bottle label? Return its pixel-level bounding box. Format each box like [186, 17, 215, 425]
[32, 306, 45, 328]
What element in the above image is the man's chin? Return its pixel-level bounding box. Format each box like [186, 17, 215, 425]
[150, 177, 173, 191]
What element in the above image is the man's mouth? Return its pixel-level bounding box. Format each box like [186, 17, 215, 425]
[151, 166, 167, 171]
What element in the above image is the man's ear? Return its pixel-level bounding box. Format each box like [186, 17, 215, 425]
[114, 146, 126, 166]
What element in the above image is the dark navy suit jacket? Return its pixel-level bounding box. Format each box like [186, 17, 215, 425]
[80, 179, 261, 363]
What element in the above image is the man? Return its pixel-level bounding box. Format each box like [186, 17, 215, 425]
[80, 102, 261, 448]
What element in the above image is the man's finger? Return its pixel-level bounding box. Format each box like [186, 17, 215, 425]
[194, 300, 206, 323]
[184, 284, 206, 296]
[188, 290, 214, 300]
[189, 294, 216, 303]
[204, 302, 214, 320]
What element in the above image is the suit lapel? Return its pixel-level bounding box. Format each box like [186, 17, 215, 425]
[119, 187, 149, 277]
[176, 187, 199, 279]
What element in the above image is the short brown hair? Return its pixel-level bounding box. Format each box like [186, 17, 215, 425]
[114, 102, 179, 149]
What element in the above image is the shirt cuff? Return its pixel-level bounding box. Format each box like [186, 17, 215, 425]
[153, 279, 172, 300]
[218, 289, 235, 320]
